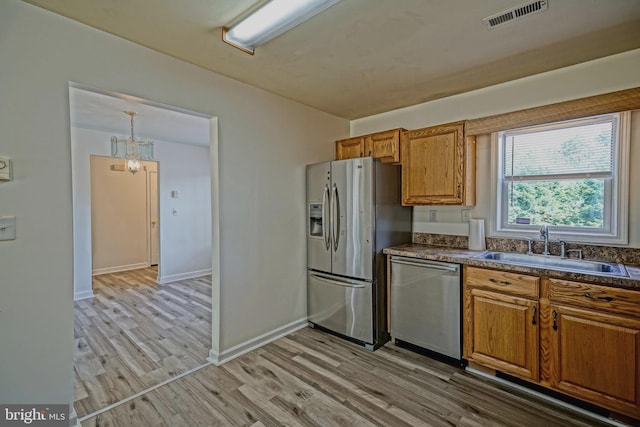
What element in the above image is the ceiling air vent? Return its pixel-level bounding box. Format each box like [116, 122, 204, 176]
[482, 0, 548, 29]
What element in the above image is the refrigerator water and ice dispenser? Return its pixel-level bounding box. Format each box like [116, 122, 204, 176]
[309, 203, 323, 237]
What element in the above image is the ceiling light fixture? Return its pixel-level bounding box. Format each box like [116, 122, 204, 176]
[111, 111, 154, 174]
[222, 0, 342, 55]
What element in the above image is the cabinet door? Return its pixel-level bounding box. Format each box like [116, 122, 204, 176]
[545, 304, 640, 418]
[465, 288, 539, 381]
[401, 122, 466, 205]
[335, 136, 364, 160]
[365, 129, 401, 163]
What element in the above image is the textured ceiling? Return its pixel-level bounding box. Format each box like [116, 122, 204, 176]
[26, 0, 640, 119]
[69, 86, 211, 146]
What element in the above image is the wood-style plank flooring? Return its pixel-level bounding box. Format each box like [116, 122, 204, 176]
[73, 267, 212, 418]
[82, 327, 611, 427]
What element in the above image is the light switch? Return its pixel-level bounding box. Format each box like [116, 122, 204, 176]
[0, 216, 16, 240]
[0, 157, 12, 181]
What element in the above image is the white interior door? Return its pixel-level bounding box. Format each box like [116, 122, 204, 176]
[149, 170, 159, 266]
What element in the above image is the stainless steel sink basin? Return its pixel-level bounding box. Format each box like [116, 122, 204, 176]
[476, 251, 628, 277]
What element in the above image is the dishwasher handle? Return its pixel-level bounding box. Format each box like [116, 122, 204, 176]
[390, 257, 459, 273]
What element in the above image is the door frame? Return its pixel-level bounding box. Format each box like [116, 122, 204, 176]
[147, 168, 159, 267]
[68, 81, 221, 364]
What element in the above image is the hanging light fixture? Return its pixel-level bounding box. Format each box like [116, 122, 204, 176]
[111, 111, 153, 174]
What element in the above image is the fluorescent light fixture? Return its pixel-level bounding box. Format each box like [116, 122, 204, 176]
[223, 0, 342, 54]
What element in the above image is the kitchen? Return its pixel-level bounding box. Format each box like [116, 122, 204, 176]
[308, 99, 640, 424]
[1, 0, 640, 426]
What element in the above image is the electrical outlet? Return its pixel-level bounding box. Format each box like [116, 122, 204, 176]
[461, 209, 471, 222]
[429, 210, 437, 222]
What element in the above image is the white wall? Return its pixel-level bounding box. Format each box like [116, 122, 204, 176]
[351, 49, 640, 247]
[0, 0, 347, 406]
[153, 138, 212, 283]
[90, 156, 153, 274]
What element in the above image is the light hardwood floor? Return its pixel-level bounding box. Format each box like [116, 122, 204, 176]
[82, 326, 612, 427]
[73, 267, 212, 418]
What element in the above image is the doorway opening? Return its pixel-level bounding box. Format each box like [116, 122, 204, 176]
[69, 83, 219, 420]
[90, 156, 160, 276]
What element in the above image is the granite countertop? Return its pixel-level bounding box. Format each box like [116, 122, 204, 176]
[383, 243, 640, 290]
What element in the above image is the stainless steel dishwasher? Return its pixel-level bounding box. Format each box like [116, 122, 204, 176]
[389, 256, 461, 360]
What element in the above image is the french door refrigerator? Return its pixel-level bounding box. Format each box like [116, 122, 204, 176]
[306, 157, 411, 349]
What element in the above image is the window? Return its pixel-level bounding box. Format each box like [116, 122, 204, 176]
[491, 112, 630, 244]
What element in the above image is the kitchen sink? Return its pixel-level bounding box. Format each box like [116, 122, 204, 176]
[476, 251, 628, 277]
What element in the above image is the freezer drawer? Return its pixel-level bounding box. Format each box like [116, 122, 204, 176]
[390, 256, 461, 359]
[307, 271, 373, 344]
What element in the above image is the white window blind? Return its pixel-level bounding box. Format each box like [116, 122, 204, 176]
[503, 115, 616, 181]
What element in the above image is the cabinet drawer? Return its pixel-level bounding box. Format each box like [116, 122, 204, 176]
[465, 267, 539, 298]
[549, 278, 640, 317]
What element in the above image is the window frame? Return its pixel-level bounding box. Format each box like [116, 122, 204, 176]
[489, 111, 630, 245]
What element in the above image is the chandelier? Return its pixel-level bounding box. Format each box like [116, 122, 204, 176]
[110, 111, 154, 174]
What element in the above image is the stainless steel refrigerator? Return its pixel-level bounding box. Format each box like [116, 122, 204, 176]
[306, 157, 411, 349]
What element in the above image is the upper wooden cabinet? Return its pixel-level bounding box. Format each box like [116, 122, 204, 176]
[401, 121, 475, 206]
[335, 136, 365, 160]
[336, 129, 404, 163]
[364, 129, 402, 163]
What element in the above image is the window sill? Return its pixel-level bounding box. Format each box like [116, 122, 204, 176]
[489, 228, 628, 246]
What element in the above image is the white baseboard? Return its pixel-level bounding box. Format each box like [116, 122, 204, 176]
[157, 268, 212, 284]
[208, 317, 308, 366]
[69, 406, 81, 427]
[92, 262, 149, 276]
[74, 290, 95, 301]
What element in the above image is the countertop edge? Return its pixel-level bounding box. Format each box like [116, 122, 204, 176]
[383, 244, 640, 290]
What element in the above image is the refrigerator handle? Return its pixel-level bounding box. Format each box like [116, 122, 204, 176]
[322, 184, 330, 250]
[310, 273, 366, 288]
[332, 183, 340, 252]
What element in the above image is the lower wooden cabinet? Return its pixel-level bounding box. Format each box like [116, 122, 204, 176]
[466, 289, 539, 380]
[464, 267, 640, 420]
[464, 267, 539, 381]
[543, 304, 640, 418]
[542, 278, 640, 419]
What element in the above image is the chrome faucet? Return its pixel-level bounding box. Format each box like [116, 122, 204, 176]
[539, 224, 550, 255]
